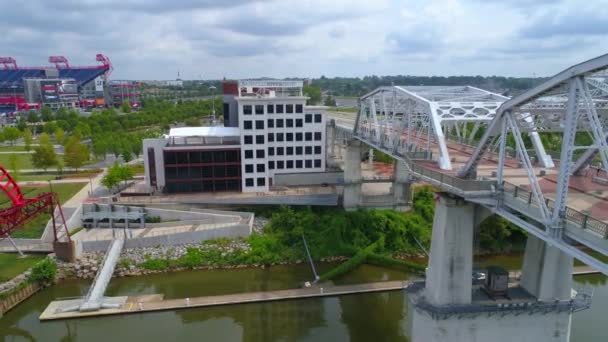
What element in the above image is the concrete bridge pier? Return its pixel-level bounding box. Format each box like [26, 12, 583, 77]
[408, 194, 575, 342]
[391, 160, 412, 211]
[342, 139, 362, 210]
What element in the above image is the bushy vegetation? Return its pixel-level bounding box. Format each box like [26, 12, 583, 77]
[28, 257, 57, 284]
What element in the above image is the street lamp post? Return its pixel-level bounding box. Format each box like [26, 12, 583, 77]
[209, 85, 217, 124]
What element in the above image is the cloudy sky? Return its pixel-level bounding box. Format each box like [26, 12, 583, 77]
[1, 0, 607, 80]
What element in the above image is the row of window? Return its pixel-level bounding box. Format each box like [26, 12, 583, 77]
[244, 132, 322, 144]
[244, 145, 322, 159]
[243, 104, 304, 115]
[244, 159, 323, 175]
[243, 114, 322, 130]
[245, 177, 266, 187]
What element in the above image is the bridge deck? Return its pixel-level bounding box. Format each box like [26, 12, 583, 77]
[40, 280, 410, 321]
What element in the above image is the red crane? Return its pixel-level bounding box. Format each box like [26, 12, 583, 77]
[0, 166, 70, 243]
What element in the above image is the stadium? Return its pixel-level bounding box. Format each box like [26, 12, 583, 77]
[0, 54, 139, 117]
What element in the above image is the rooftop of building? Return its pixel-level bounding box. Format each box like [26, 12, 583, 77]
[169, 126, 240, 138]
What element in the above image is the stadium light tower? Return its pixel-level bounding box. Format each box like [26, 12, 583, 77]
[209, 85, 217, 123]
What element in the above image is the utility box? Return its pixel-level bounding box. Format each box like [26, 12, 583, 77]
[484, 266, 509, 298]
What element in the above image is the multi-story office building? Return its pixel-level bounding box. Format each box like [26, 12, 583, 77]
[143, 80, 326, 194]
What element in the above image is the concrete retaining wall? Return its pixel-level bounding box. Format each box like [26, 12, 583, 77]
[0, 283, 41, 318]
[274, 171, 344, 186]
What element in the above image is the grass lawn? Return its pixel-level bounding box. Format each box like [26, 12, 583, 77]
[0, 153, 34, 169]
[2, 182, 87, 238]
[327, 106, 358, 113]
[0, 253, 44, 282]
[0, 145, 27, 152]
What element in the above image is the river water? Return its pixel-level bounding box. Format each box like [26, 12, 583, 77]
[1, 264, 606, 341]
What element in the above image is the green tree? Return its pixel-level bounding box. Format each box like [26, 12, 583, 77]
[27, 111, 40, 123]
[121, 150, 133, 163]
[63, 137, 89, 170]
[2, 127, 21, 145]
[303, 85, 322, 105]
[324, 95, 337, 106]
[39, 132, 51, 146]
[121, 101, 132, 113]
[32, 143, 57, 171]
[43, 122, 58, 135]
[55, 128, 65, 144]
[40, 106, 53, 122]
[22, 128, 33, 152]
[185, 117, 200, 126]
[8, 154, 19, 181]
[101, 172, 120, 194]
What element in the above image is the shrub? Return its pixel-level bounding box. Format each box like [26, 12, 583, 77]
[28, 258, 57, 284]
[140, 258, 171, 270]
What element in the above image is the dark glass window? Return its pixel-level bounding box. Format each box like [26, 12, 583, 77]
[287, 160, 294, 169]
[243, 105, 252, 115]
[296, 160, 303, 168]
[314, 114, 322, 123]
[305, 160, 312, 168]
[244, 135, 253, 144]
[256, 149, 265, 158]
[245, 150, 253, 159]
[314, 159, 322, 168]
[268, 147, 275, 156]
[255, 105, 264, 115]
[244, 120, 253, 130]
[245, 178, 254, 186]
[245, 164, 254, 173]
[286, 119, 293, 128]
[277, 161, 284, 169]
[277, 133, 284, 142]
[286, 104, 294, 113]
[267, 104, 274, 114]
[296, 119, 303, 127]
[314, 146, 322, 154]
[305, 114, 312, 123]
[305, 146, 312, 155]
[286, 133, 293, 141]
[314, 132, 322, 141]
[286, 146, 293, 155]
[305, 132, 312, 141]
[257, 178, 265, 186]
[269, 161, 275, 169]
[268, 133, 274, 142]
[257, 164, 265, 172]
[267, 119, 274, 128]
[276, 104, 284, 114]
[256, 135, 264, 144]
[296, 132, 303, 141]
[276, 119, 284, 128]
[277, 147, 284, 156]
[296, 146, 303, 155]
[255, 120, 264, 130]
[296, 104, 303, 113]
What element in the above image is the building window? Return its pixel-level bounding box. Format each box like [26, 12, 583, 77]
[305, 114, 312, 123]
[243, 105, 252, 115]
[296, 104, 303, 113]
[255, 105, 264, 115]
[269, 161, 275, 169]
[245, 164, 254, 173]
[267, 104, 274, 114]
[314, 146, 322, 154]
[314, 159, 322, 168]
[255, 120, 264, 130]
[256, 149, 265, 158]
[305, 146, 312, 155]
[296, 119, 303, 127]
[287, 160, 294, 169]
[296, 146, 303, 155]
[286, 104, 294, 114]
[286, 119, 293, 128]
[257, 177, 266, 186]
[256, 135, 264, 144]
[277, 147, 284, 155]
[276, 119, 284, 128]
[268, 133, 274, 142]
[296, 160, 303, 168]
[267, 119, 274, 128]
[268, 147, 275, 156]
[245, 178, 254, 187]
[277, 160, 285, 169]
[245, 150, 253, 159]
[257, 164, 265, 172]
[296, 132, 303, 141]
[244, 121, 253, 130]
[286, 146, 293, 155]
[276, 104, 284, 113]
[314, 114, 322, 123]
[244, 135, 253, 144]
[277, 133, 284, 142]
[286, 133, 293, 142]
[314, 132, 322, 141]
[305, 132, 312, 141]
[305, 160, 312, 168]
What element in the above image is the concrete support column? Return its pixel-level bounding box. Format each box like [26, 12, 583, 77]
[343, 139, 362, 210]
[426, 193, 475, 305]
[368, 148, 374, 166]
[327, 123, 336, 158]
[520, 235, 573, 300]
[392, 160, 412, 209]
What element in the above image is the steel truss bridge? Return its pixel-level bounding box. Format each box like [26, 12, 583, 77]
[340, 53, 608, 275]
